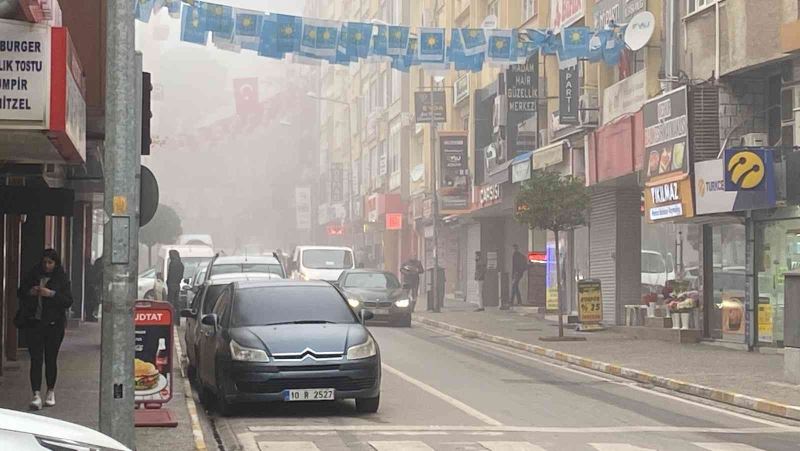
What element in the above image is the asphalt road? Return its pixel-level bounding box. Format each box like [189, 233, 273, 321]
[202, 323, 800, 451]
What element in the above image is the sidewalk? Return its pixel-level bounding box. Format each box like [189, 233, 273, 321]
[416, 300, 800, 414]
[0, 322, 203, 451]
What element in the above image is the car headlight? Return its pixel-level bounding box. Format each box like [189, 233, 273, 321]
[348, 298, 361, 308]
[230, 339, 269, 362]
[347, 336, 377, 360]
[394, 298, 410, 308]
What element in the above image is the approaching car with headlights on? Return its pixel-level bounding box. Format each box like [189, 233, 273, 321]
[0, 408, 130, 451]
[195, 280, 381, 415]
[336, 269, 412, 327]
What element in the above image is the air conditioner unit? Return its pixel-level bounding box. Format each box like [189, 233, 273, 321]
[741, 133, 768, 147]
[579, 93, 600, 126]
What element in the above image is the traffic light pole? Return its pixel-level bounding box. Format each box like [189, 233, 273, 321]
[100, 1, 139, 448]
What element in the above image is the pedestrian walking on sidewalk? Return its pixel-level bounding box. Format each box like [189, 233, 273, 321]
[84, 256, 102, 321]
[474, 251, 486, 312]
[511, 244, 527, 305]
[16, 249, 74, 410]
[166, 249, 184, 322]
[400, 255, 424, 311]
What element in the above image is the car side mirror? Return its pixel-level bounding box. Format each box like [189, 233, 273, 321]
[180, 309, 196, 319]
[360, 310, 374, 324]
[201, 314, 218, 327]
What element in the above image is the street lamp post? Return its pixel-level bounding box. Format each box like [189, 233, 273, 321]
[307, 92, 355, 249]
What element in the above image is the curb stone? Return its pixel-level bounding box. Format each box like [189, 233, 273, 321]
[416, 317, 800, 422]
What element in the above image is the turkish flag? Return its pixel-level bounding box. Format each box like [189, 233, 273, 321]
[233, 78, 261, 116]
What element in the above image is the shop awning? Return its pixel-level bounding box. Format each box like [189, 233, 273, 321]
[511, 151, 533, 183]
[0, 185, 74, 216]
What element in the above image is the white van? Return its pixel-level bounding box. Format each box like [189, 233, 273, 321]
[291, 246, 356, 282]
[156, 245, 216, 288]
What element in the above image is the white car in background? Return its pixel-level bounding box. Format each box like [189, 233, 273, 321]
[0, 408, 130, 451]
[138, 267, 157, 299]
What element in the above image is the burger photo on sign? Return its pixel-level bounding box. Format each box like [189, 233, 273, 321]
[135, 358, 160, 391]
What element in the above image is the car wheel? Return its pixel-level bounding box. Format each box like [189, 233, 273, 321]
[355, 395, 380, 414]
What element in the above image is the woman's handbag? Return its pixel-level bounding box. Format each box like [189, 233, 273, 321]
[13, 307, 38, 329]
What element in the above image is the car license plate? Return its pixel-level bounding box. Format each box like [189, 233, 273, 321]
[283, 388, 335, 402]
[372, 308, 389, 315]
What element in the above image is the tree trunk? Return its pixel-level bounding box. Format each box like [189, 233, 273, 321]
[555, 229, 564, 338]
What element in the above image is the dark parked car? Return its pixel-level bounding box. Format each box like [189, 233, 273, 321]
[194, 280, 381, 415]
[182, 272, 282, 379]
[336, 269, 412, 327]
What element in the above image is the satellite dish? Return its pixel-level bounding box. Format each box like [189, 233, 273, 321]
[624, 11, 655, 51]
[481, 15, 498, 29]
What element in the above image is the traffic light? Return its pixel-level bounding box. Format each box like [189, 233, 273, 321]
[141, 71, 152, 155]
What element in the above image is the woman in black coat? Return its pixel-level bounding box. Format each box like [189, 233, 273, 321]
[16, 248, 74, 410]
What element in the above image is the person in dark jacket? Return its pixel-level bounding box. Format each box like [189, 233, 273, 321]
[400, 256, 424, 311]
[511, 244, 528, 305]
[166, 250, 185, 318]
[17, 248, 73, 410]
[474, 251, 486, 312]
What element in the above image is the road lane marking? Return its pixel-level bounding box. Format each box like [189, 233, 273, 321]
[694, 444, 767, 451]
[369, 441, 434, 450]
[258, 442, 321, 450]
[381, 363, 504, 426]
[248, 425, 800, 434]
[416, 323, 795, 429]
[479, 441, 548, 450]
[590, 445, 655, 451]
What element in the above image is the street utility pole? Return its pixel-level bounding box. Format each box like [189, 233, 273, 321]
[430, 81, 441, 313]
[100, 0, 139, 448]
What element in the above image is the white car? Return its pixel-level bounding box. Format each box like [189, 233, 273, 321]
[138, 267, 157, 299]
[0, 408, 130, 451]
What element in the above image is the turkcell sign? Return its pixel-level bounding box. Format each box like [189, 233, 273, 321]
[0, 19, 51, 127]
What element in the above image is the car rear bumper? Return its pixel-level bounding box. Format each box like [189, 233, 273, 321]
[219, 357, 381, 403]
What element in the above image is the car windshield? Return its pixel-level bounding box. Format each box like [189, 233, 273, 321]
[211, 263, 283, 277]
[302, 250, 353, 269]
[344, 272, 400, 289]
[642, 253, 666, 274]
[181, 257, 212, 281]
[232, 286, 357, 327]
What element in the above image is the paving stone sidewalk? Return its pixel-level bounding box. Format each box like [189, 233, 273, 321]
[0, 322, 203, 451]
[416, 300, 800, 408]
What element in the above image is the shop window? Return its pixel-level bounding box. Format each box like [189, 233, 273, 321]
[756, 219, 800, 347]
[641, 221, 702, 329]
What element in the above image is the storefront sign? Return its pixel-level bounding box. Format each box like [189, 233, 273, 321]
[511, 152, 532, 183]
[603, 69, 647, 124]
[506, 57, 538, 115]
[386, 213, 403, 230]
[578, 279, 603, 326]
[479, 183, 502, 207]
[643, 86, 689, 181]
[486, 251, 498, 270]
[532, 140, 565, 170]
[440, 132, 471, 211]
[415, 91, 446, 123]
[724, 148, 769, 191]
[454, 73, 469, 105]
[550, 0, 584, 34]
[587, 112, 643, 185]
[559, 63, 580, 125]
[0, 19, 51, 128]
[49, 27, 86, 162]
[295, 187, 311, 230]
[134, 301, 173, 404]
[694, 159, 775, 214]
[759, 303, 773, 343]
[644, 174, 694, 222]
[592, 0, 647, 28]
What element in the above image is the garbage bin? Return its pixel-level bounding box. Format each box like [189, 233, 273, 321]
[426, 266, 445, 311]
